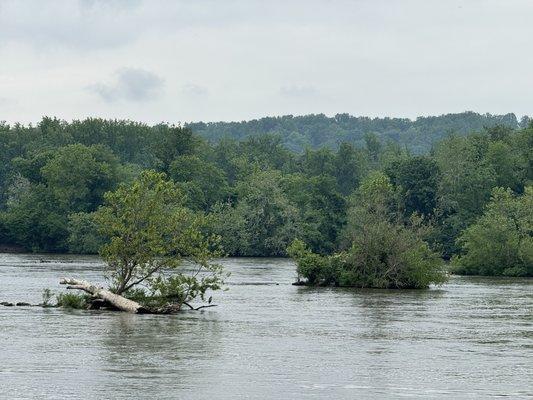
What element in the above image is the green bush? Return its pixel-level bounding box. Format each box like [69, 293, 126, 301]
[288, 240, 334, 285]
[56, 293, 88, 309]
[288, 172, 447, 289]
[288, 223, 447, 289]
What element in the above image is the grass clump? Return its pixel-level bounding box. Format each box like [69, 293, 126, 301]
[56, 292, 89, 309]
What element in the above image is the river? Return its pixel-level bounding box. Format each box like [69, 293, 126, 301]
[0, 253, 531, 399]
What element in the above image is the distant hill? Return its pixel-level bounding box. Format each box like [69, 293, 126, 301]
[187, 112, 526, 153]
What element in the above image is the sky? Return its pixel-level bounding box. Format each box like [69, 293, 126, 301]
[0, 0, 532, 125]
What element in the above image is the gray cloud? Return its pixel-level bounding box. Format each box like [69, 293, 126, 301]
[89, 68, 164, 102]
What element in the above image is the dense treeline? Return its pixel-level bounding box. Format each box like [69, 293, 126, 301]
[0, 116, 531, 277]
[188, 112, 528, 153]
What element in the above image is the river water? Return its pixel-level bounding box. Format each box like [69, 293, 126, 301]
[0, 253, 531, 399]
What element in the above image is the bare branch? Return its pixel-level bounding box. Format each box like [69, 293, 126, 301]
[183, 301, 217, 311]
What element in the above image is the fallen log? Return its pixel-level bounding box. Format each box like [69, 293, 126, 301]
[59, 278, 148, 314]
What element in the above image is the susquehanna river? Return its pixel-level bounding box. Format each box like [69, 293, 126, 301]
[0, 254, 531, 399]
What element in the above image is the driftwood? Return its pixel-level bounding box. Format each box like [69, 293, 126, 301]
[60, 278, 148, 313]
[59, 278, 217, 314]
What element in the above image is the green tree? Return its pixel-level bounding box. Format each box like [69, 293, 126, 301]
[364, 132, 382, 163]
[211, 138, 244, 184]
[434, 134, 496, 256]
[282, 173, 346, 254]
[151, 125, 199, 172]
[68, 118, 154, 166]
[238, 134, 295, 173]
[453, 187, 533, 276]
[11, 150, 56, 184]
[486, 140, 525, 192]
[41, 144, 121, 213]
[1, 183, 68, 251]
[207, 202, 247, 256]
[67, 212, 104, 254]
[301, 147, 336, 177]
[94, 171, 226, 309]
[386, 156, 440, 218]
[210, 170, 299, 256]
[169, 155, 229, 211]
[333, 142, 369, 195]
[513, 126, 533, 185]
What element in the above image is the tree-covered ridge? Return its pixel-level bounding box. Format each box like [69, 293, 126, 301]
[0, 116, 531, 278]
[187, 112, 528, 153]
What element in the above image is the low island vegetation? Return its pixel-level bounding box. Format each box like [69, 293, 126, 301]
[288, 172, 447, 288]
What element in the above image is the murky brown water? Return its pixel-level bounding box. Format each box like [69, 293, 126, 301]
[0, 253, 531, 399]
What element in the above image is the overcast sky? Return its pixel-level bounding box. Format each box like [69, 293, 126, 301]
[0, 0, 532, 125]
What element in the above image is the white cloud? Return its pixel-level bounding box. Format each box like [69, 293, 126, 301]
[89, 68, 164, 102]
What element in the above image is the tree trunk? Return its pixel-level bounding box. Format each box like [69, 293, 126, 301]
[59, 278, 147, 313]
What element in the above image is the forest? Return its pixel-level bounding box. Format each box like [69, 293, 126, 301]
[188, 111, 528, 153]
[0, 114, 531, 281]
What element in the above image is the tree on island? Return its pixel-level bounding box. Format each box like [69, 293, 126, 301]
[60, 171, 227, 313]
[288, 172, 447, 289]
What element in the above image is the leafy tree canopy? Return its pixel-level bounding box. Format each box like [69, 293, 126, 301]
[452, 187, 533, 277]
[94, 170, 226, 309]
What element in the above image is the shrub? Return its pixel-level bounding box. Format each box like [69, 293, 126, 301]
[288, 240, 334, 285]
[288, 172, 447, 289]
[288, 222, 446, 289]
[56, 293, 88, 309]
